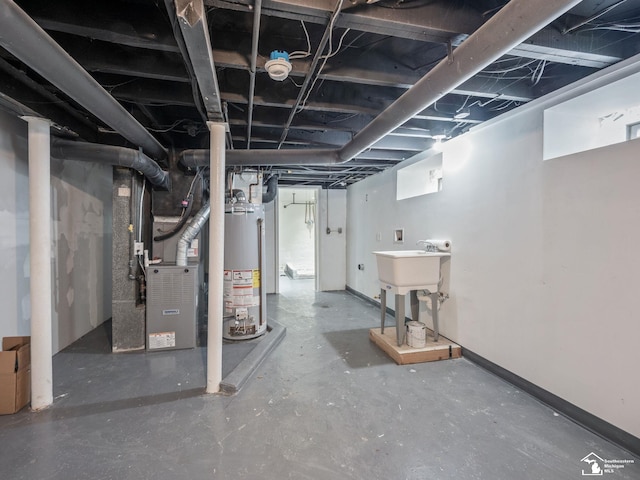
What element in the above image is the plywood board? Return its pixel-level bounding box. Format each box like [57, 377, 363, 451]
[369, 327, 461, 365]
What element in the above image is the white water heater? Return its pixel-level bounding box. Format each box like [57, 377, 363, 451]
[223, 200, 266, 340]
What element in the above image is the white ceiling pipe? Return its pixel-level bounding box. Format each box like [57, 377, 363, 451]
[0, 0, 167, 160]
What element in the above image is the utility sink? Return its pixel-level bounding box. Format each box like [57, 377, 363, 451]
[373, 250, 450, 294]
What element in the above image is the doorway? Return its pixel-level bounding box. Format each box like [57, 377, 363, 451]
[278, 186, 319, 293]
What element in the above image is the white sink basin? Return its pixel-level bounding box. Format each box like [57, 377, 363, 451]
[373, 250, 450, 293]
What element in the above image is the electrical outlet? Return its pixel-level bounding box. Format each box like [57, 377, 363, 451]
[134, 242, 144, 256]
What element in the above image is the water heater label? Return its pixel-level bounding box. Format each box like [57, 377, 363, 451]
[224, 270, 259, 308]
[252, 270, 260, 288]
[232, 270, 253, 285]
[148, 331, 176, 349]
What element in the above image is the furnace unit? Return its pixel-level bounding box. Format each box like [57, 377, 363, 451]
[146, 264, 198, 350]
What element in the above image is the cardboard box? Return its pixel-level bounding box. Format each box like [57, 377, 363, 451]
[0, 336, 31, 414]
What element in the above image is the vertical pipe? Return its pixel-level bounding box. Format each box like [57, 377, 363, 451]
[206, 122, 226, 393]
[24, 116, 53, 410]
[431, 292, 440, 342]
[257, 217, 264, 327]
[380, 289, 386, 333]
[247, 0, 263, 149]
[395, 294, 405, 347]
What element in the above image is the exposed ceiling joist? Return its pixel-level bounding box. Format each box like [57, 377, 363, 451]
[205, 0, 483, 43]
[171, 0, 224, 121]
[4, 0, 640, 188]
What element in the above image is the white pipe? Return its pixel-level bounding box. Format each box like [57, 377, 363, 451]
[23, 116, 53, 410]
[176, 201, 210, 267]
[206, 122, 226, 393]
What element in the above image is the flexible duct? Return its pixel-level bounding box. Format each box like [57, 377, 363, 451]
[262, 174, 278, 204]
[176, 200, 210, 266]
[51, 139, 170, 190]
[0, 0, 166, 160]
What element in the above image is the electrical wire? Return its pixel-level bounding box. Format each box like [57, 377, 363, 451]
[321, 28, 352, 60]
[289, 21, 312, 59]
[153, 169, 202, 242]
[138, 173, 145, 243]
[481, 58, 537, 74]
[296, 0, 345, 113]
[562, 0, 630, 34]
[531, 59, 547, 86]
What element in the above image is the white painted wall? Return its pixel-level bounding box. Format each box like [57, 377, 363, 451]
[0, 110, 112, 353]
[0, 111, 30, 338]
[278, 187, 317, 277]
[347, 58, 640, 438]
[264, 192, 277, 294]
[317, 188, 346, 291]
[274, 186, 346, 291]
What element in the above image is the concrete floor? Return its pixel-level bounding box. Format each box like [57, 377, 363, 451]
[1, 281, 638, 479]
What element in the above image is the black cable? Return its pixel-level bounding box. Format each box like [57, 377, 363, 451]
[153, 194, 195, 242]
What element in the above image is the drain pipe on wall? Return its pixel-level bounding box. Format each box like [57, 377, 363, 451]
[207, 122, 226, 394]
[23, 116, 53, 411]
[176, 200, 210, 267]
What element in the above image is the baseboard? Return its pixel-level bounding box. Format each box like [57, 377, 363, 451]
[345, 285, 640, 457]
[345, 285, 396, 318]
[462, 349, 639, 457]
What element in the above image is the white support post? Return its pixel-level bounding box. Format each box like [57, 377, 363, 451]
[23, 116, 53, 410]
[206, 122, 226, 393]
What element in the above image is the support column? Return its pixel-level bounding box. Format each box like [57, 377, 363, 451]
[24, 116, 53, 410]
[206, 122, 226, 393]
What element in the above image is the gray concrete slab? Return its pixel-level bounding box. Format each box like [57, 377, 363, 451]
[0, 286, 637, 480]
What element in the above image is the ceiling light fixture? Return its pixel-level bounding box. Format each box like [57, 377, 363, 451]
[265, 50, 292, 82]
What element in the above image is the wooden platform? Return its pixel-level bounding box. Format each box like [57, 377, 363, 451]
[369, 327, 462, 365]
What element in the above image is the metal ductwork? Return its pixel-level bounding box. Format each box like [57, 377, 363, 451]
[179, 148, 341, 168]
[51, 139, 170, 190]
[176, 200, 210, 266]
[0, 0, 167, 160]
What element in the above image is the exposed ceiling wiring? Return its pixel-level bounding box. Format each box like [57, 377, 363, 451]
[289, 21, 312, 60]
[295, 0, 345, 114]
[562, 0, 630, 34]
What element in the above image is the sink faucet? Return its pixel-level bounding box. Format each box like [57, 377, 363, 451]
[417, 239, 437, 252]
